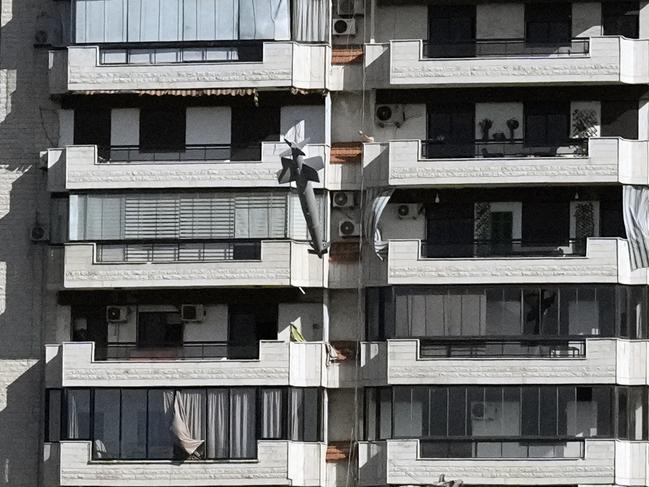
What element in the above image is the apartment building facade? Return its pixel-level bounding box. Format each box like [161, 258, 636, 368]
[0, 0, 649, 486]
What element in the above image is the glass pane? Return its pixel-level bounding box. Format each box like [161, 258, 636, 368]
[147, 390, 173, 459]
[302, 388, 320, 442]
[231, 388, 256, 458]
[207, 389, 230, 459]
[502, 388, 521, 436]
[467, 387, 484, 436]
[429, 388, 447, 436]
[121, 390, 147, 459]
[379, 388, 392, 439]
[539, 387, 557, 437]
[448, 388, 466, 436]
[66, 389, 90, 440]
[261, 388, 284, 439]
[393, 387, 424, 437]
[596, 287, 615, 337]
[521, 387, 539, 436]
[540, 288, 559, 335]
[93, 389, 121, 459]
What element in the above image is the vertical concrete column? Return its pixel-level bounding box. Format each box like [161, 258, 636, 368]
[640, 2, 649, 38]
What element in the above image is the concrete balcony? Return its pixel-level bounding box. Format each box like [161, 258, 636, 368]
[361, 339, 649, 386]
[49, 42, 330, 94]
[63, 241, 325, 289]
[366, 238, 649, 286]
[358, 440, 615, 486]
[43, 441, 325, 487]
[45, 144, 330, 191]
[44, 341, 327, 388]
[364, 138, 649, 188]
[365, 37, 649, 88]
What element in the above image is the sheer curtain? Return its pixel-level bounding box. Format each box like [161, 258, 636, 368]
[66, 389, 90, 439]
[164, 390, 206, 457]
[289, 388, 304, 440]
[623, 185, 649, 270]
[207, 389, 230, 459]
[292, 0, 329, 42]
[261, 389, 284, 439]
[230, 388, 256, 458]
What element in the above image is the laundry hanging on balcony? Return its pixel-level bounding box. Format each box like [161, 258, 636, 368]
[623, 185, 649, 270]
[363, 188, 395, 260]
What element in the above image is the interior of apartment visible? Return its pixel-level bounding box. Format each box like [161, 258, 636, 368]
[59, 288, 326, 360]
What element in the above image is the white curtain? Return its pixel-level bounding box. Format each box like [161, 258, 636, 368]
[292, 0, 328, 42]
[363, 189, 395, 260]
[230, 388, 256, 458]
[164, 390, 205, 456]
[66, 390, 89, 439]
[623, 185, 649, 270]
[207, 390, 229, 458]
[261, 389, 283, 438]
[289, 388, 304, 440]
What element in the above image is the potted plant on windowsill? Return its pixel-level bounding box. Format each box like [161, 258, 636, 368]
[506, 118, 519, 142]
[478, 118, 493, 142]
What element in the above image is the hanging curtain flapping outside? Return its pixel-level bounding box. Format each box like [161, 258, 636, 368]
[292, 0, 329, 42]
[164, 390, 205, 457]
[623, 185, 649, 270]
[363, 188, 395, 260]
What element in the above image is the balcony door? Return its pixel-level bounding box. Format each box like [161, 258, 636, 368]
[524, 102, 569, 154]
[426, 103, 475, 158]
[74, 108, 111, 159]
[137, 311, 183, 350]
[231, 107, 280, 161]
[525, 3, 571, 46]
[427, 5, 476, 58]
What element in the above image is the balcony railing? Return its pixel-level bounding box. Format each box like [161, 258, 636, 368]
[105, 144, 262, 163]
[423, 38, 590, 59]
[102, 341, 259, 360]
[96, 240, 262, 263]
[418, 338, 586, 359]
[421, 139, 587, 159]
[98, 40, 264, 65]
[421, 238, 588, 259]
[419, 438, 585, 459]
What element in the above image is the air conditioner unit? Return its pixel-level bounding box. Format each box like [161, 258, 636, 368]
[333, 191, 355, 208]
[106, 306, 129, 324]
[181, 304, 205, 322]
[30, 224, 49, 242]
[470, 402, 497, 421]
[375, 104, 405, 128]
[338, 220, 360, 238]
[333, 18, 356, 36]
[397, 204, 420, 219]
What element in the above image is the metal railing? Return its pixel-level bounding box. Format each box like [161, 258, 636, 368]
[101, 341, 259, 361]
[419, 438, 585, 459]
[423, 38, 590, 59]
[418, 338, 586, 359]
[421, 238, 588, 259]
[98, 40, 264, 64]
[96, 240, 262, 263]
[421, 139, 588, 159]
[105, 144, 262, 163]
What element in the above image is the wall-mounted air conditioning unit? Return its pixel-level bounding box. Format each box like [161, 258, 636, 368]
[333, 18, 356, 36]
[338, 220, 360, 238]
[106, 306, 129, 324]
[333, 191, 356, 208]
[397, 204, 421, 219]
[30, 224, 49, 242]
[375, 104, 405, 128]
[181, 304, 205, 322]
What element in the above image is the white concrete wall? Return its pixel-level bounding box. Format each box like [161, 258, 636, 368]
[186, 106, 231, 145]
[183, 304, 228, 342]
[58, 109, 74, 146]
[278, 303, 325, 341]
[110, 108, 139, 146]
[329, 289, 362, 341]
[373, 104, 426, 142]
[328, 389, 356, 441]
[380, 203, 426, 241]
[281, 105, 325, 144]
[374, 4, 427, 42]
[476, 3, 524, 39]
[475, 103, 523, 140]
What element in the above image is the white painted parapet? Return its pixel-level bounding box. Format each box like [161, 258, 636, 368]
[44, 341, 328, 388]
[378, 37, 649, 88]
[364, 138, 649, 188]
[46, 144, 330, 191]
[616, 441, 649, 487]
[49, 43, 330, 93]
[377, 439, 615, 485]
[366, 238, 649, 286]
[63, 241, 325, 289]
[50, 441, 325, 486]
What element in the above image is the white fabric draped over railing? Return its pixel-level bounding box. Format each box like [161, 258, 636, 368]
[164, 390, 205, 456]
[623, 185, 649, 270]
[292, 0, 329, 42]
[363, 188, 395, 260]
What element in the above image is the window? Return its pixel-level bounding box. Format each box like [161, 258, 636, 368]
[140, 107, 186, 152]
[74, 108, 111, 159]
[525, 3, 571, 45]
[52, 387, 322, 460]
[603, 2, 639, 39]
[46, 390, 62, 442]
[427, 6, 476, 58]
[601, 101, 638, 140]
[137, 311, 183, 349]
[73, 0, 290, 44]
[525, 102, 569, 148]
[230, 107, 280, 161]
[426, 104, 475, 158]
[369, 386, 640, 449]
[368, 285, 646, 340]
